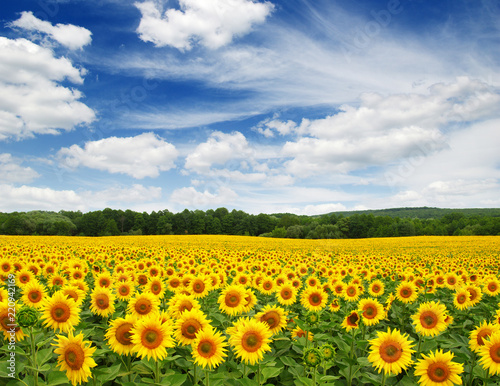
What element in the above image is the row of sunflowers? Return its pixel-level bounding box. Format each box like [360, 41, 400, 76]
[1, 235, 500, 385]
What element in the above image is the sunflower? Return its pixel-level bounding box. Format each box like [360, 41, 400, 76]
[411, 301, 448, 337]
[330, 298, 341, 312]
[275, 284, 297, 306]
[368, 280, 385, 297]
[444, 272, 461, 290]
[190, 277, 209, 298]
[358, 298, 385, 326]
[0, 287, 8, 303]
[469, 321, 500, 353]
[115, 280, 135, 301]
[128, 292, 160, 319]
[173, 308, 211, 346]
[414, 349, 464, 386]
[291, 326, 313, 341]
[168, 293, 201, 318]
[53, 331, 97, 386]
[21, 280, 48, 309]
[367, 328, 415, 375]
[260, 278, 276, 295]
[90, 287, 115, 318]
[130, 313, 175, 361]
[395, 282, 418, 304]
[191, 326, 228, 369]
[254, 305, 288, 335]
[95, 271, 113, 289]
[465, 284, 482, 307]
[60, 285, 86, 308]
[228, 317, 272, 365]
[342, 311, 360, 332]
[41, 291, 80, 333]
[483, 277, 500, 296]
[0, 259, 13, 275]
[477, 331, 500, 375]
[49, 274, 67, 288]
[105, 314, 137, 356]
[300, 286, 328, 312]
[17, 268, 35, 287]
[303, 347, 323, 368]
[343, 283, 361, 302]
[453, 288, 471, 310]
[241, 288, 257, 313]
[218, 284, 247, 316]
[167, 273, 182, 291]
[0, 302, 26, 342]
[146, 278, 166, 299]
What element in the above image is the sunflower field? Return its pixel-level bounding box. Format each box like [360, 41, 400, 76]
[1, 235, 500, 386]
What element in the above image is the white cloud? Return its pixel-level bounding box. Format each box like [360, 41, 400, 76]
[58, 132, 179, 179]
[299, 203, 347, 216]
[0, 154, 40, 183]
[0, 184, 84, 211]
[281, 77, 499, 177]
[0, 183, 163, 212]
[135, 0, 274, 50]
[170, 186, 238, 207]
[0, 37, 95, 141]
[11, 11, 92, 50]
[184, 131, 253, 173]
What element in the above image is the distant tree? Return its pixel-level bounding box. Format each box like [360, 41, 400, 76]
[104, 219, 120, 236]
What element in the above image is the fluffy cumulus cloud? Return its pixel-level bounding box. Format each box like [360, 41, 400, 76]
[0, 154, 40, 183]
[135, 0, 274, 50]
[184, 131, 253, 173]
[0, 37, 95, 141]
[278, 77, 500, 177]
[0, 183, 162, 212]
[170, 186, 238, 207]
[10, 12, 92, 50]
[58, 132, 179, 179]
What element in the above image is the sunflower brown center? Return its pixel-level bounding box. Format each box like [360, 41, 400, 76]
[142, 329, 162, 349]
[241, 332, 262, 352]
[182, 320, 202, 339]
[420, 311, 438, 328]
[29, 291, 42, 302]
[400, 288, 411, 298]
[1, 315, 20, 332]
[115, 323, 133, 346]
[457, 294, 467, 304]
[347, 313, 359, 326]
[281, 289, 292, 300]
[198, 341, 216, 358]
[64, 343, 85, 370]
[488, 283, 498, 292]
[363, 305, 376, 318]
[151, 283, 161, 294]
[490, 343, 500, 363]
[95, 294, 110, 309]
[261, 311, 280, 329]
[379, 341, 402, 363]
[347, 287, 356, 296]
[99, 279, 110, 287]
[477, 329, 492, 346]
[51, 302, 71, 322]
[170, 279, 180, 288]
[2, 264, 10, 272]
[372, 285, 380, 293]
[20, 275, 29, 283]
[225, 292, 241, 307]
[263, 282, 272, 290]
[135, 299, 153, 315]
[427, 362, 450, 382]
[193, 281, 205, 293]
[309, 293, 321, 306]
[119, 286, 130, 296]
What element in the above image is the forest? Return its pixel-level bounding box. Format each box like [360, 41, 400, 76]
[1, 207, 500, 238]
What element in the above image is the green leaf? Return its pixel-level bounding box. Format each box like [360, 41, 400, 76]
[357, 356, 372, 367]
[47, 371, 71, 386]
[294, 376, 314, 386]
[36, 348, 54, 367]
[280, 356, 300, 367]
[162, 373, 187, 386]
[92, 363, 122, 384]
[261, 366, 283, 382]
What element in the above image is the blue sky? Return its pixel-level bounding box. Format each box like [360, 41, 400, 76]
[1, 0, 499, 215]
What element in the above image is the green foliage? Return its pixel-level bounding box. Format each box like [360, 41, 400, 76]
[1, 206, 500, 238]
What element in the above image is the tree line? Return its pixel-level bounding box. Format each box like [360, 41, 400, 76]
[1, 207, 499, 238]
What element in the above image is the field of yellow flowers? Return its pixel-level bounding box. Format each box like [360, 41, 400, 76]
[1, 235, 500, 386]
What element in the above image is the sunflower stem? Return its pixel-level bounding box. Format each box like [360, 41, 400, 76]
[155, 359, 160, 384]
[258, 363, 261, 385]
[381, 372, 386, 386]
[416, 334, 423, 358]
[194, 363, 198, 385]
[29, 327, 39, 386]
[313, 366, 317, 385]
[205, 369, 210, 386]
[467, 353, 476, 386]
